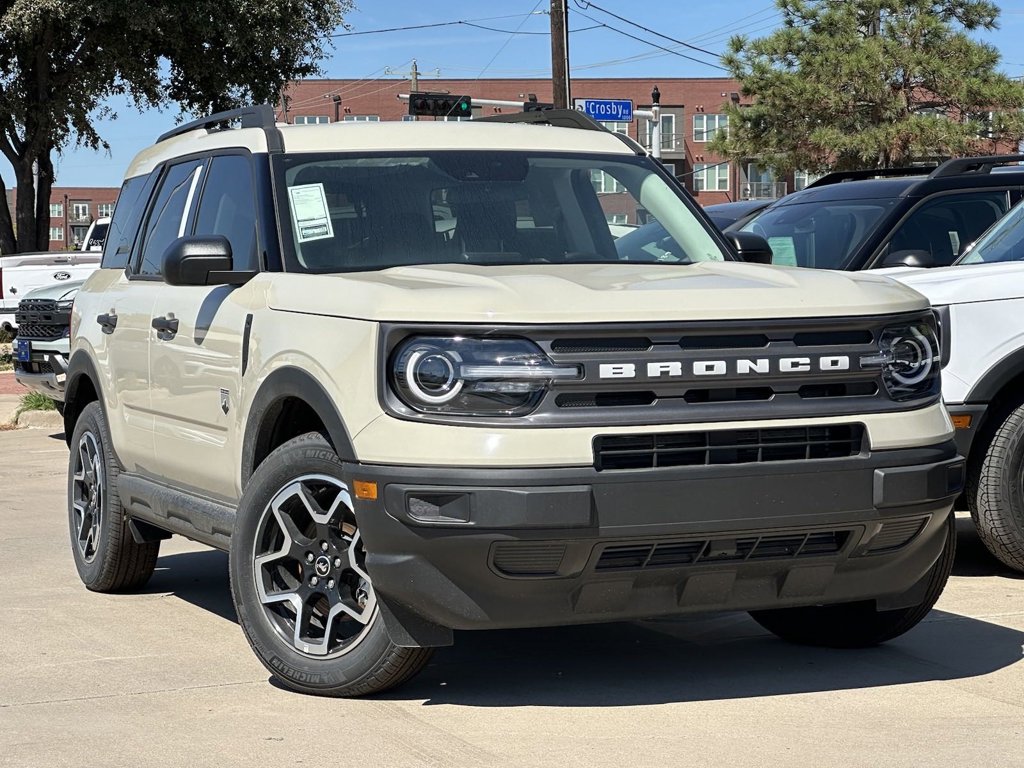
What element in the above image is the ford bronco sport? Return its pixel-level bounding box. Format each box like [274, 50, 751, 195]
[64, 105, 963, 697]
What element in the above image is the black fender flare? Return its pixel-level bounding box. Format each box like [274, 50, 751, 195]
[63, 350, 106, 447]
[241, 367, 356, 486]
[965, 348, 1024, 405]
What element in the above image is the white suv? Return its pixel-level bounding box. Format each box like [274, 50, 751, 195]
[886, 200, 1024, 572]
[63, 105, 963, 696]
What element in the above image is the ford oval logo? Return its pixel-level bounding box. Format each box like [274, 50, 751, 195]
[53, 271, 71, 281]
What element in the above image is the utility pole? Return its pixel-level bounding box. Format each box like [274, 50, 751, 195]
[550, 0, 571, 109]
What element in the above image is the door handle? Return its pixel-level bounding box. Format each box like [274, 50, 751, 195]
[151, 315, 179, 339]
[96, 312, 117, 334]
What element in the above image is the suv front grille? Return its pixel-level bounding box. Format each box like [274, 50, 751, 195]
[15, 299, 69, 340]
[594, 424, 864, 470]
[595, 530, 851, 570]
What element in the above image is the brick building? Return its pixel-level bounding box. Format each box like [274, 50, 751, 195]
[282, 77, 808, 207]
[5, 187, 120, 251]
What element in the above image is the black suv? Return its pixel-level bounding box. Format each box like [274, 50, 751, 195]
[734, 155, 1024, 270]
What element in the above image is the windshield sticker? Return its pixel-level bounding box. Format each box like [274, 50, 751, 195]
[288, 183, 334, 242]
[767, 237, 797, 267]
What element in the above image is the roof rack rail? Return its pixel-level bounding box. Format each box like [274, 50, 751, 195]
[929, 154, 1024, 179]
[476, 109, 607, 132]
[155, 104, 277, 144]
[806, 167, 935, 189]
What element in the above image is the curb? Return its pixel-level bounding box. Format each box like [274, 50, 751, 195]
[16, 409, 64, 429]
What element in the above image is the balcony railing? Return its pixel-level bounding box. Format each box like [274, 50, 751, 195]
[740, 181, 788, 200]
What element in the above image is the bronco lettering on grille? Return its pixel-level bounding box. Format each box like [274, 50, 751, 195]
[598, 356, 851, 379]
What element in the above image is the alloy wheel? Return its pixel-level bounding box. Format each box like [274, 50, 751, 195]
[71, 431, 104, 563]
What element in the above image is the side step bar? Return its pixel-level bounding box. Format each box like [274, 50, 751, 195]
[117, 473, 236, 551]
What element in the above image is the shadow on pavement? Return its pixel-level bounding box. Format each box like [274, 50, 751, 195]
[145, 549, 237, 623]
[952, 515, 1023, 579]
[146, 542, 1023, 707]
[395, 609, 1024, 707]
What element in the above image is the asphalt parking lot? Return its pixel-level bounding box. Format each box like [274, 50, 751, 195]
[1, 425, 1022, 768]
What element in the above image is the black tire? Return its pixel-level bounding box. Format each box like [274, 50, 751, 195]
[229, 432, 433, 697]
[967, 403, 1024, 572]
[67, 401, 159, 591]
[749, 511, 956, 647]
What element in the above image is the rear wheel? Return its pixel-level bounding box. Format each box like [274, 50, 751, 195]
[749, 511, 955, 647]
[67, 401, 159, 591]
[967, 403, 1024, 572]
[229, 432, 433, 696]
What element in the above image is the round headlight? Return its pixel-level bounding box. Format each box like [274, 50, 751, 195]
[404, 347, 463, 404]
[889, 329, 933, 386]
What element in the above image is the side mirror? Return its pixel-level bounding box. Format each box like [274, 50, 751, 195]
[881, 249, 934, 269]
[726, 231, 774, 265]
[162, 236, 256, 286]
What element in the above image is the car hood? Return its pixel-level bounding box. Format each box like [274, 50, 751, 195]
[881, 262, 1024, 306]
[22, 279, 86, 301]
[266, 262, 928, 323]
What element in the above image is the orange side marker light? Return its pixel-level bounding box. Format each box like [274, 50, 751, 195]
[354, 480, 378, 501]
[951, 414, 972, 430]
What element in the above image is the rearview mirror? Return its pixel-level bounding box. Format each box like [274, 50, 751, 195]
[162, 236, 256, 286]
[881, 249, 934, 269]
[726, 232, 774, 265]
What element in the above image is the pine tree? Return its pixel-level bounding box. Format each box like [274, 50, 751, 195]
[710, 0, 1024, 173]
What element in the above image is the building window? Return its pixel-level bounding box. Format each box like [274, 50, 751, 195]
[70, 202, 90, 222]
[49, 203, 63, 218]
[592, 122, 628, 193]
[97, 202, 115, 218]
[606, 213, 628, 225]
[401, 115, 416, 122]
[694, 163, 730, 192]
[693, 114, 729, 142]
[293, 115, 330, 124]
[49, 227, 64, 241]
[343, 115, 381, 122]
[794, 170, 825, 191]
[646, 114, 677, 151]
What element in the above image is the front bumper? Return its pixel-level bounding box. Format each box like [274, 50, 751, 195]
[349, 440, 963, 639]
[14, 349, 68, 401]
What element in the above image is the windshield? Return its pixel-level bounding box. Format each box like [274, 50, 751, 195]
[958, 199, 1024, 264]
[740, 198, 897, 269]
[273, 152, 725, 273]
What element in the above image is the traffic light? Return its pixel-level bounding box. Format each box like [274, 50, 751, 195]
[408, 92, 473, 118]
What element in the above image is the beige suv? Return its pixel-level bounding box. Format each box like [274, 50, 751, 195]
[64, 105, 963, 696]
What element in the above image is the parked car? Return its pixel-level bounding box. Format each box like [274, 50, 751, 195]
[879, 198, 1024, 572]
[703, 200, 772, 231]
[12, 279, 83, 403]
[63, 105, 961, 697]
[0, 250, 99, 333]
[733, 155, 1024, 270]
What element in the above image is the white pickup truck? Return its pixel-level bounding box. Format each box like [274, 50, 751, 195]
[0, 217, 107, 332]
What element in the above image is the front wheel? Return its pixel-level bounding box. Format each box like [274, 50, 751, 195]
[967, 403, 1024, 572]
[749, 511, 955, 647]
[229, 432, 433, 696]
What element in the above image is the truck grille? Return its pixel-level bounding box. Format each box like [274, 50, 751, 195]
[15, 299, 69, 340]
[595, 530, 851, 571]
[594, 425, 864, 471]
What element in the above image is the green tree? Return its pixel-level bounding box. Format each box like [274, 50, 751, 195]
[0, 0, 350, 253]
[710, 0, 1024, 174]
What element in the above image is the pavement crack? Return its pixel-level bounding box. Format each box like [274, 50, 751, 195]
[1, 679, 263, 708]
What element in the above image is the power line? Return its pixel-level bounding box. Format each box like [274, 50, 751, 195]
[572, 9, 729, 71]
[571, 0, 722, 58]
[474, 1, 548, 83]
[328, 12, 546, 38]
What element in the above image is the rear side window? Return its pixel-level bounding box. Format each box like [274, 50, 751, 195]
[101, 174, 152, 269]
[882, 191, 1009, 266]
[136, 160, 204, 276]
[193, 155, 258, 271]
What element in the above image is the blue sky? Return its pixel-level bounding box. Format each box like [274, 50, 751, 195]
[19, 0, 1024, 190]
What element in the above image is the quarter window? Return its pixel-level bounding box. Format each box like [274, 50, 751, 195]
[136, 160, 204, 276]
[194, 155, 258, 271]
[693, 114, 728, 142]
